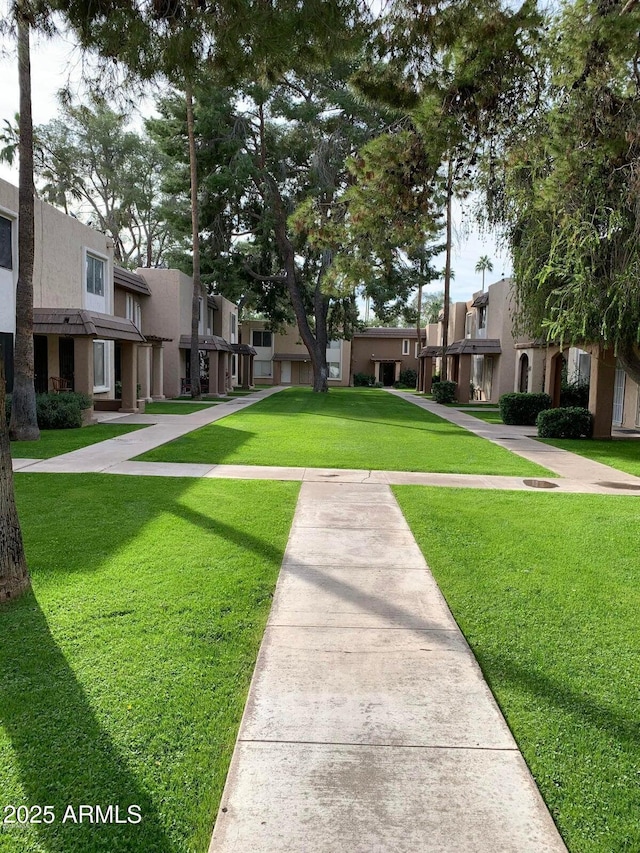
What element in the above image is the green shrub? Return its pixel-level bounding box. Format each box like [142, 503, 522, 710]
[560, 378, 590, 408]
[35, 392, 92, 429]
[353, 372, 376, 387]
[537, 407, 593, 439]
[399, 368, 417, 387]
[431, 374, 441, 385]
[432, 380, 457, 403]
[6, 392, 93, 429]
[499, 392, 552, 425]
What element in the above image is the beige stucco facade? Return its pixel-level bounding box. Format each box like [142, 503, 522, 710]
[240, 320, 352, 387]
[141, 269, 238, 397]
[350, 328, 420, 385]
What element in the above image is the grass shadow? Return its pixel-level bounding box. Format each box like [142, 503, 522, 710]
[0, 593, 177, 853]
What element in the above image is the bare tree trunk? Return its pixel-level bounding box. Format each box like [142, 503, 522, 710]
[9, 12, 39, 442]
[441, 159, 453, 382]
[186, 84, 202, 400]
[0, 353, 30, 604]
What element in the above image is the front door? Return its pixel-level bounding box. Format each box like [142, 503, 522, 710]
[34, 335, 48, 393]
[381, 363, 395, 386]
[58, 337, 75, 390]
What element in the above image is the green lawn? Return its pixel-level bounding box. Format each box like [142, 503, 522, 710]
[540, 437, 640, 478]
[10, 424, 146, 459]
[2, 474, 299, 853]
[145, 402, 220, 415]
[137, 387, 552, 476]
[465, 409, 504, 424]
[394, 486, 640, 853]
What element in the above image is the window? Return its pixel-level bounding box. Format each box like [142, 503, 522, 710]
[0, 216, 12, 270]
[477, 306, 487, 330]
[125, 294, 142, 330]
[254, 360, 272, 377]
[252, 330, 272, 348]
[402, 339, 410, 355]
[86, 254, 105, 296]
[415, 342, 420, 358]
[207, 308, 214, 334]
[93, 340, 107, 389]
[465, 313, 473, 338]
[327, 339, 340, 350]
[231, 313, 237, 341]
[328, 362, 341, 380]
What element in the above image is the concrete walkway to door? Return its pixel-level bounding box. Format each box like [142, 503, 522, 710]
[209, 479, 568, 853]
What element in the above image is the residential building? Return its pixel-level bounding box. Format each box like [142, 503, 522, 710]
[240, 320, 351, 387]
[141, 268, 239, 398]
[0, 178, 144, 412]
[350, 328, 420, 385]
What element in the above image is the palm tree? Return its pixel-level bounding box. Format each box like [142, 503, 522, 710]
[475, 255, 494, 292]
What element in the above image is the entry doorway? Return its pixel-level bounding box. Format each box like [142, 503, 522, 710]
[380, 363, 395, 386]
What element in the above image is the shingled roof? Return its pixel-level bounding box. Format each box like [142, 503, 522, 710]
[33, 309, 145, 342]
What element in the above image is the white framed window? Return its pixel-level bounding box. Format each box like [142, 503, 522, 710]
[328, 361, 341, 380]
[328, 339, 340, 349]
[415, 342, 420, 358]
[402, 339, 410, 355]
[207, 307, 214, 334]
[465, 312, 473, 338]
[231, 313, 237, 342]
[86, 254, 105, 296]
[477, 306, 487, 330]
[254, 360, 272, 377]
[93, 340, 109, 391]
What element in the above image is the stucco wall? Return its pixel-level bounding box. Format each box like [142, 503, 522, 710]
[140, 268, 187, 397]
[1, 178, 114, 329]
[351, 333, 419, 381]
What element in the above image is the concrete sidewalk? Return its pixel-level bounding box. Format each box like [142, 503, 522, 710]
[209, 481, 568, 853]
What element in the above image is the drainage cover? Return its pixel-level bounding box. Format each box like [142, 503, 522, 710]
[595, 481, 640, 491]
[523, 479, 559, 489]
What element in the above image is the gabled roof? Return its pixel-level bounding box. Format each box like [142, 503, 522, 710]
[33, 309, 145, 342]
[178, 334, 232, 352]
[231, 343, 257, 356]
[113, 266, 151, 296]
[471, 292, 489, 307]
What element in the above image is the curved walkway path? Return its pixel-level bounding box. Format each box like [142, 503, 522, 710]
[13, 386, 638, 852]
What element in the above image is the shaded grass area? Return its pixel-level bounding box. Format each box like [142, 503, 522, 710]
[137, 387, 552, 476]
[541, 437, 640, 477]
[145, 402, 220, 415]
[394, 486, 640, 853]
[1, 474, 299, 853]
[10, 424, 145, 459]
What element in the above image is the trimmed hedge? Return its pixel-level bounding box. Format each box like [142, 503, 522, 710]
[353, 372, 376, 387]
[432, 380, 457, 403]
[5, 392, 92, 429]
[399, 368, 417, 387]
[537, 406, 593, 439]
[499, 392, 552, 425]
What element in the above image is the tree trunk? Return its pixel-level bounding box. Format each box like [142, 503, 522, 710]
[9, 12, 39, 442]
[0, 353, 30, 604]
[441, 159, 453, 382]
[186, 84, 202, 400]
[270, 182, 329, 392]
[617, 342, 640, 387]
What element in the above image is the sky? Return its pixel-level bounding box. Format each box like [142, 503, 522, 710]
[0, 28, 512, 307]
